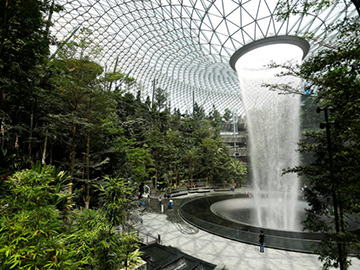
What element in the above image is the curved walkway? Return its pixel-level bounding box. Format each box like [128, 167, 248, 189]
[134, 191, 360, 270]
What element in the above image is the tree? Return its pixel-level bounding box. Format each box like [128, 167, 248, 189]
[229, 159, 247, 188]
[48, 29, 123, 206]
[184, 147, 201, 189]
[163, 129, 183, 191]
[222, 108, 232, 122]
[0, 0, 61, 159]
[213, 148, 232, 188]
[65, 176, 141, 270]
[193, 102, 206, 122]
[49, 58, 104, 198]
[269, 18, 360, 269]
[0, 164, 77, 269]
[207, 105, 222, 140]
[200, 137, 219, 185]
[152, 88, 170, 133]
[0, 163, 141, 270]
[117, 138, 153, 184]
[153, 87, 168, 112]
[275, 0, 360, 20]
[95, 177, 140, 269]
[147, 129, 166, 190]
[193, 119, 214, 145]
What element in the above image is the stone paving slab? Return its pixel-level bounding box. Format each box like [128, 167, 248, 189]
[135, 211, 360, 270]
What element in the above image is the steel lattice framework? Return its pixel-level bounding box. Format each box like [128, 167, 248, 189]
[51, 0, 358, 115]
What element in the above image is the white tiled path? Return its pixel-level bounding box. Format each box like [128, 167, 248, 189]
[135, 211, 360, 270]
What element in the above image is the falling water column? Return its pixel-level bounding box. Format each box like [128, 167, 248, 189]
[235, 43, 303, 231]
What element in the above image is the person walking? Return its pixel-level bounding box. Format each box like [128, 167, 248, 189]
[259, 230, 265, 253]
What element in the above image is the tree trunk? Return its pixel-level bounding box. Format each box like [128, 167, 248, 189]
[68, 86, 79, 201]
[169, 164, 172, 193]
[41, 129, 48, 165]
[28, 112, 33, 162]
[84, 130, 91, 209]
[155, 165, 158, 190]
[0, 0, 9, 63]
[50, 139, 53, 164]
[69, 124, 76, 197]
[15, 135, 19, 150]
[1, 118, 4, 151]
[190, 165, 193, 189]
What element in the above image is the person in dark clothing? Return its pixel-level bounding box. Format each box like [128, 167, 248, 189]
[138, 183, 144, 200]
[168, 199, 174, 209]
[259, 230, 265, 253]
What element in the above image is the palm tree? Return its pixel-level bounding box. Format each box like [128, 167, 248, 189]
[229, 159, 247, 188]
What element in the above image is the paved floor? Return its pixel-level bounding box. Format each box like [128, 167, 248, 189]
[133, 191, 360, 270]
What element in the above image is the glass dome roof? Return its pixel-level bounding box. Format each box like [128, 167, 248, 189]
[51, 0, 357, 115]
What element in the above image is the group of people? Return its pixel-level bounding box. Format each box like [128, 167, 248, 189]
[158, 196, 174, 209]
[187, 183, 198, 190]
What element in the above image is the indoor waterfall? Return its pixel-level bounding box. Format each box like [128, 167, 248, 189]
[235, 44, 302, 231]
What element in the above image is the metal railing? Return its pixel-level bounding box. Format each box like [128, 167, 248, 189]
[179, 197, 321, 253]
[137, 231, 160, 245]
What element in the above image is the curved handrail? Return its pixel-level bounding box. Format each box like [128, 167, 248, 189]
[179, 195, 321, 253]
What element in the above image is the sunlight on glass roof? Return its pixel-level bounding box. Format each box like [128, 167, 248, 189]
[50, 0, 357, 115]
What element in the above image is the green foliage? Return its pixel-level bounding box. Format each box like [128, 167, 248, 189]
[213, 148, 232, 187]
[97, 176, 135, 228]
[0, 150, 18, 196]
[300, 96, 323, 132]
[0, 165, 77, 269]
[208, 105, 222, 138]
[154, 87, 168, 112]
[68, 177, 139, 270]
[0, 2, 239, 268]
[193, 102, 206, 121]
[184, 146, 201, 188]
[0, 149, 18, 176]
[68, 208, 140, 270]
[276, 17, 360, 269]
[222, 108, 232, 122]
[56, 28, 102, 61]
[275, 1, 360, 21]
[0, 165, 141, 270]
[0, 0, 61, 160]
[229, 159, 247, 187]
[200, 137, 220, 183]
[47, 30, 126, 209]
[163, 129, 183, 188]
